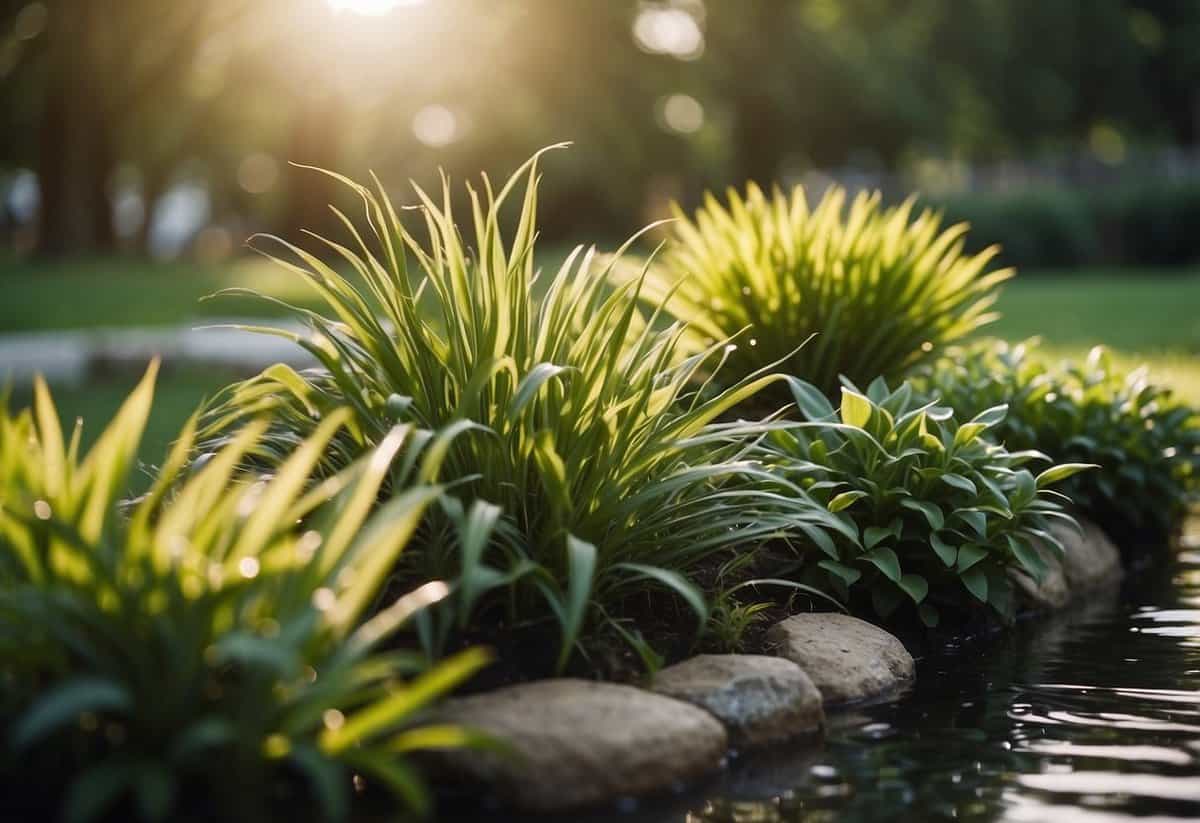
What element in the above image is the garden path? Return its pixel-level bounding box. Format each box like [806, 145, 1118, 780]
[0, 320, 313, 383]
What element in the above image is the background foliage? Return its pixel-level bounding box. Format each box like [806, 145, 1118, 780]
[4, 0, 1200, 265]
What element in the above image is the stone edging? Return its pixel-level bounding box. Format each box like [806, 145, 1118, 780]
[428, 515, 1121, 813]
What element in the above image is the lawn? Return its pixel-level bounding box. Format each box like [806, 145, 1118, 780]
[0, 256, 327, 331]
[3, 259, 1198, 468]
[987, 267, 1200, 404]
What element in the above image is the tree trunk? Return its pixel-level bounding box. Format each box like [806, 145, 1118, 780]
[34, 0, 116, 258]
[280, 91, 345, 244]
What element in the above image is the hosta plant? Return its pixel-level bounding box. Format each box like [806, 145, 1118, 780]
[916, 340, 1200, 544]
[631, 183, 1012, 401]
[761, 376, 1094, 627]
[0, 364, 491, 823]
[197, 147, 848, 672]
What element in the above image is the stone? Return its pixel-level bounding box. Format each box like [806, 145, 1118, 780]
[1012, 516, 1122, 610]
[1058, 516, 1123, 592]
[427, 678, 727, 812]
[1010, 540, 1071, 610]
[764, 613, 915, 706]
[649, 654, 824, 747]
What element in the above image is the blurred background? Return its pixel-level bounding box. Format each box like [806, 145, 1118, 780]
[1, 0, 1199, 461]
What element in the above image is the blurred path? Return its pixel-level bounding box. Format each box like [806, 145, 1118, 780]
[0, 320, 315, 383]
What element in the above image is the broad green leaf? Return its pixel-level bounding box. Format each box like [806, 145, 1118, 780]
[953, 422, 989, 447]
[901, 499, 944, 530]
[961, 566, 989, 602]
[1036, 463, 1099, 488]
[898, 573, 928, 604]
[955, 509, 988, 538]
[818, 559, 862, 586]
[1011, 469, 1037, 509]
[787, 377, 836, 421]
[969, 405, 1008, 427]
[840, 389, 873, 428]
[863, 546, 901, 582]
[1007, 534, 1049, 583]
[941, 473, 977, 495]
[829, 490, 867, 513]
[864, 526, 892, 550]
[930, 532, 957, 566]
[955, 543, 988, 572]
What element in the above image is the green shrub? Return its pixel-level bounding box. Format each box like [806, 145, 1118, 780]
[936, 188, 1100, 269]
[0, 364, 490, 822]
[915, 340, 1200, 544]
[760, 376, 1093, 627]
[197, 148, 845, 673]
[936, 181, 1200, 270]
[636, 182, 1011, 401]
[1096, 182, 1200, 267]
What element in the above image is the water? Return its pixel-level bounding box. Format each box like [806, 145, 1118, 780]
[609, 536, 1200, 822]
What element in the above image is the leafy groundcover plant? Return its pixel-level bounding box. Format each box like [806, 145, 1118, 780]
[197, 147, 848, 673]
[629, 182, 1012, 402]
[916, 340, 1200, 545]
[0, 365, 490, 823]
[761, 377, 1093, 627]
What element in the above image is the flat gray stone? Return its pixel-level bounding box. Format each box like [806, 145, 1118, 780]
[765, 613, 914, 706]
[650, 654, 824, 746]
[1011, 541, 1071, 610]
[1058, 516, 1122, 592]
[428, 678, 727, 812]
[1013, 516, 1122, 610]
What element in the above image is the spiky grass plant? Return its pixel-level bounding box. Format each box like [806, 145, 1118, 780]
[197, 147, 846, 672]
[0, 364, 490, 823]
[634, 183, 1012, 401]
[915, 339, 1200, 545]
[761, 377, 1094, 626]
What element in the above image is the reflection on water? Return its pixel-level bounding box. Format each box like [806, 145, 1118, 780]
[607, 532, 1200, 823]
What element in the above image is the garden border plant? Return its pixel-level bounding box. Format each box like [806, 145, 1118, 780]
[4, 148, 1197, 821]
[196, 146, 850, 674]
[915, 339, 1200, 547]
[623, 181, 1012, 402]
[0, 364, 493, 823]
[759, 376, 1094, 627]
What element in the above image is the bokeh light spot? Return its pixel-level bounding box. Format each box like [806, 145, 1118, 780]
[660, 93, 705, 135]
[633, 6, 704, 60]
[238, 153, 280, 194]
[412, 104, 459, 147]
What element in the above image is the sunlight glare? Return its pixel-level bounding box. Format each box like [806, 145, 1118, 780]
[328, 0, 423, 17]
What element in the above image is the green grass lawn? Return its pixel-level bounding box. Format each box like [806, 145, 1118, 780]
[0, 257, 328, 331]
[987, 267, 1200, 404]
[3, 259, 1198, 463]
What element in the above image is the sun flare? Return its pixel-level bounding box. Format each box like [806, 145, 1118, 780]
[328, 0, 422, 16]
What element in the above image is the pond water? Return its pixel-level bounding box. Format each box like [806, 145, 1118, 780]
[586, 530, 1200, 823]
